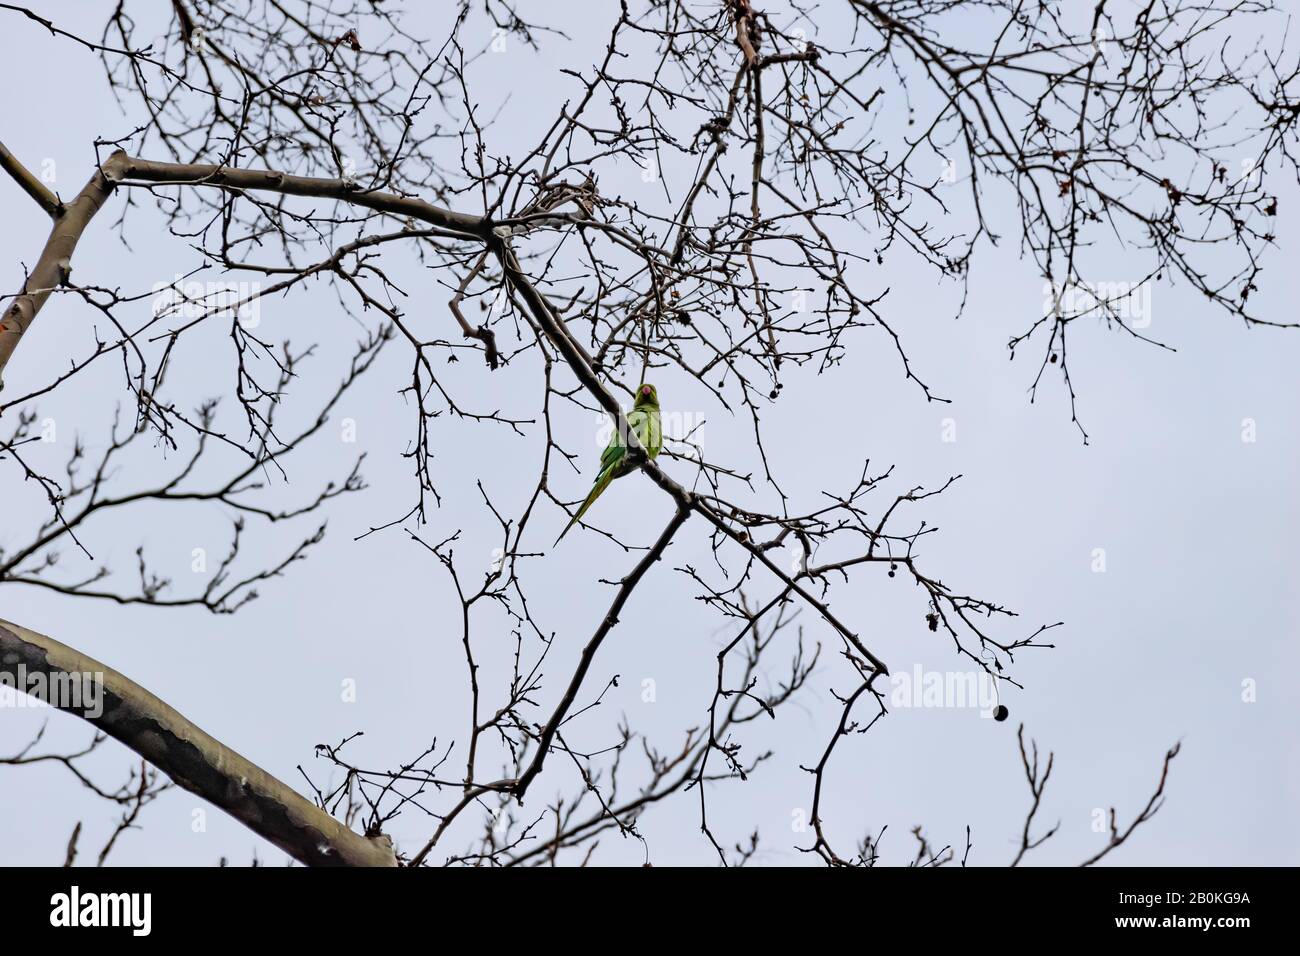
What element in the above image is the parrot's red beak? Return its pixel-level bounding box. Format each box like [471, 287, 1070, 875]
[642, 386, 651, 396]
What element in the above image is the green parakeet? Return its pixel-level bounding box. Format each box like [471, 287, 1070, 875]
[555, 383, 662, 544]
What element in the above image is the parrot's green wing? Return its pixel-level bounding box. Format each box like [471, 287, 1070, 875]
[598, 428, 629, 474]
[628, 405, 662, 460]
[554, 428, 628, 544]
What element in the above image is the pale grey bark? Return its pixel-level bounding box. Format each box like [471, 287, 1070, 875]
[0, 618, 398, 867]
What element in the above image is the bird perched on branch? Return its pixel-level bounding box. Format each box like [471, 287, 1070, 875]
[555, 383, 662, 544]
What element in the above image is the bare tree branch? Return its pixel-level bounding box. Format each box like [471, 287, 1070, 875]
[0, 617, 398, 867]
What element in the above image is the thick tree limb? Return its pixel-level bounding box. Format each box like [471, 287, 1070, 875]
[0, 149, 127, 385]
[115, 155, 489, 237]
[0, 141, 62, 217]
[0, 147, 491, 387]
[0, 618, 398, 867]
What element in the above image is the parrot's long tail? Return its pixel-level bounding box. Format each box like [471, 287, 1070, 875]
[554, 467, 616, 545]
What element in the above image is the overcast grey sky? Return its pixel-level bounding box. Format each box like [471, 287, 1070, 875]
[1, 2, 1297, 866]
